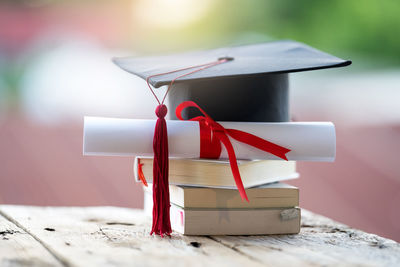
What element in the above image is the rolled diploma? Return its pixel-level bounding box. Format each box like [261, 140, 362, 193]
[83, 117, 335, 161]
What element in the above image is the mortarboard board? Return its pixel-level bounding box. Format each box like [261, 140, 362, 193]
[113, 40, 351, 122]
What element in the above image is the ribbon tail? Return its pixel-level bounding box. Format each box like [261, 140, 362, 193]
[214, 132, 249, 202]
[137, 162, 148, 187]
[227, 129, 291, 160]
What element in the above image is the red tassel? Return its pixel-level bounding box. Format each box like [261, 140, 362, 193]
[144, 59, 230, 236]
[150, 104, 172, 237]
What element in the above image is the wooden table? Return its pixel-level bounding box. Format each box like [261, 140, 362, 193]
[0, 206, 399, 266]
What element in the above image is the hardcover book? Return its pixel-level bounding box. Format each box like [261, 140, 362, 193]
[143, 182, 299, 209]
[144, 192, 300, 235]
[135, 157, 298, 189]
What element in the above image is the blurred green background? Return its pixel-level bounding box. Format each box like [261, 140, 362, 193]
[261, 0, 400, 66]
[1, 0, 400, 102]
[130, 0, 400, 65]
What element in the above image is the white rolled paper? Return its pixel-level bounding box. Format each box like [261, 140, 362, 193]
[83, 117, 336, 161]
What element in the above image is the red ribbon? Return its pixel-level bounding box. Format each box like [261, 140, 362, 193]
[176, 101, 291, 202]
[137, 159, 148, 187]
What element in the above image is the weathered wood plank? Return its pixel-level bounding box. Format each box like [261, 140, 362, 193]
[0, 206, 263, 267]
[0, 212, 62, 267]
[211, 210, 400, 266]
[1, 206, 399, 267]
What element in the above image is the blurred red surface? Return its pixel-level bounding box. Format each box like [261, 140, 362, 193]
[289, 124, 400, 242]
[0, 2, 129, 55]
[0, 116, 143, 208]
[0, 116, 399, 242]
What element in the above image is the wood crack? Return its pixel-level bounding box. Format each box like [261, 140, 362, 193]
[0, 209, 71, 267]
[98, 227, 113, 242]
[207, 236, 264, 264]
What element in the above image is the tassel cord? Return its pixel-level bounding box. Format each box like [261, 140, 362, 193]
[145, 59, 230, 237]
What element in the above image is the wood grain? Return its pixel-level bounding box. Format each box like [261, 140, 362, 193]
[0, 206, 262, 267]
[0, 205, 399, 267]
[0, 211, 62, 267]
[211, 210, 400, 266]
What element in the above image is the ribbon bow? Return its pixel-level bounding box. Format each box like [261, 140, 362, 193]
[176, 101, 291, 201]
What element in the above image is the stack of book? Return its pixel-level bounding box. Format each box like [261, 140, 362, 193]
[135, 157, 300, 235]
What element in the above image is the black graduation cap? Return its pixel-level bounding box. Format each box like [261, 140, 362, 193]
[113, 40, 351, 122]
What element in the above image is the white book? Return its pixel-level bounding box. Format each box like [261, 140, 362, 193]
[143, 182, 299, 209]
[144, 193, 300, 235]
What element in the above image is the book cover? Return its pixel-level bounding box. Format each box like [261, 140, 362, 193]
[135, 157, 298, 189]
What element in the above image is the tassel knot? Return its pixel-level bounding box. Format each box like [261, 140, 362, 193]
[155, 104, 168, 118]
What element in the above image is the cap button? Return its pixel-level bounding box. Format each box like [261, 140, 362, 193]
[218, 56, 234, 61]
